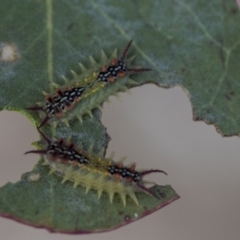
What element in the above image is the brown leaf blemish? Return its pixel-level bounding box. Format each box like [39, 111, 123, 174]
[160, 192, 166, 198]
[180, 68, 186, 74]
[225, 94, 231, 101]
[231, 8, 238, 15]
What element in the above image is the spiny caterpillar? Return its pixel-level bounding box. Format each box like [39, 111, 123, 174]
[25, 129, 167, 206]
[26, 40, 150, 128]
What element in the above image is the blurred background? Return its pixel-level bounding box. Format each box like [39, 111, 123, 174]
[0, 85, 240, 240]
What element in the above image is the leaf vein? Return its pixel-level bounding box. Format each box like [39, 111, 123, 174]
[46, 0, 53, 90]
[177, 0, 228, 52]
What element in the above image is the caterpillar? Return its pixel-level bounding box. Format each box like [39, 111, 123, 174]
[26, 40, 150, 128]
[25, 129, 167, 206]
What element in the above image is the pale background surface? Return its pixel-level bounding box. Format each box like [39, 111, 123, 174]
[0, 85, 240, 240]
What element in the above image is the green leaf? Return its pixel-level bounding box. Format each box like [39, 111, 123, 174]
[1, 0, 238, 233]
[0, 162, 179, 233]
[0, 0, 180, 232]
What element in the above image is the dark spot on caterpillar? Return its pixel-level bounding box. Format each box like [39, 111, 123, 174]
[107, 165, 141, 182]
[97, 60, 127, 83]
[118, 211, 124, 215]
